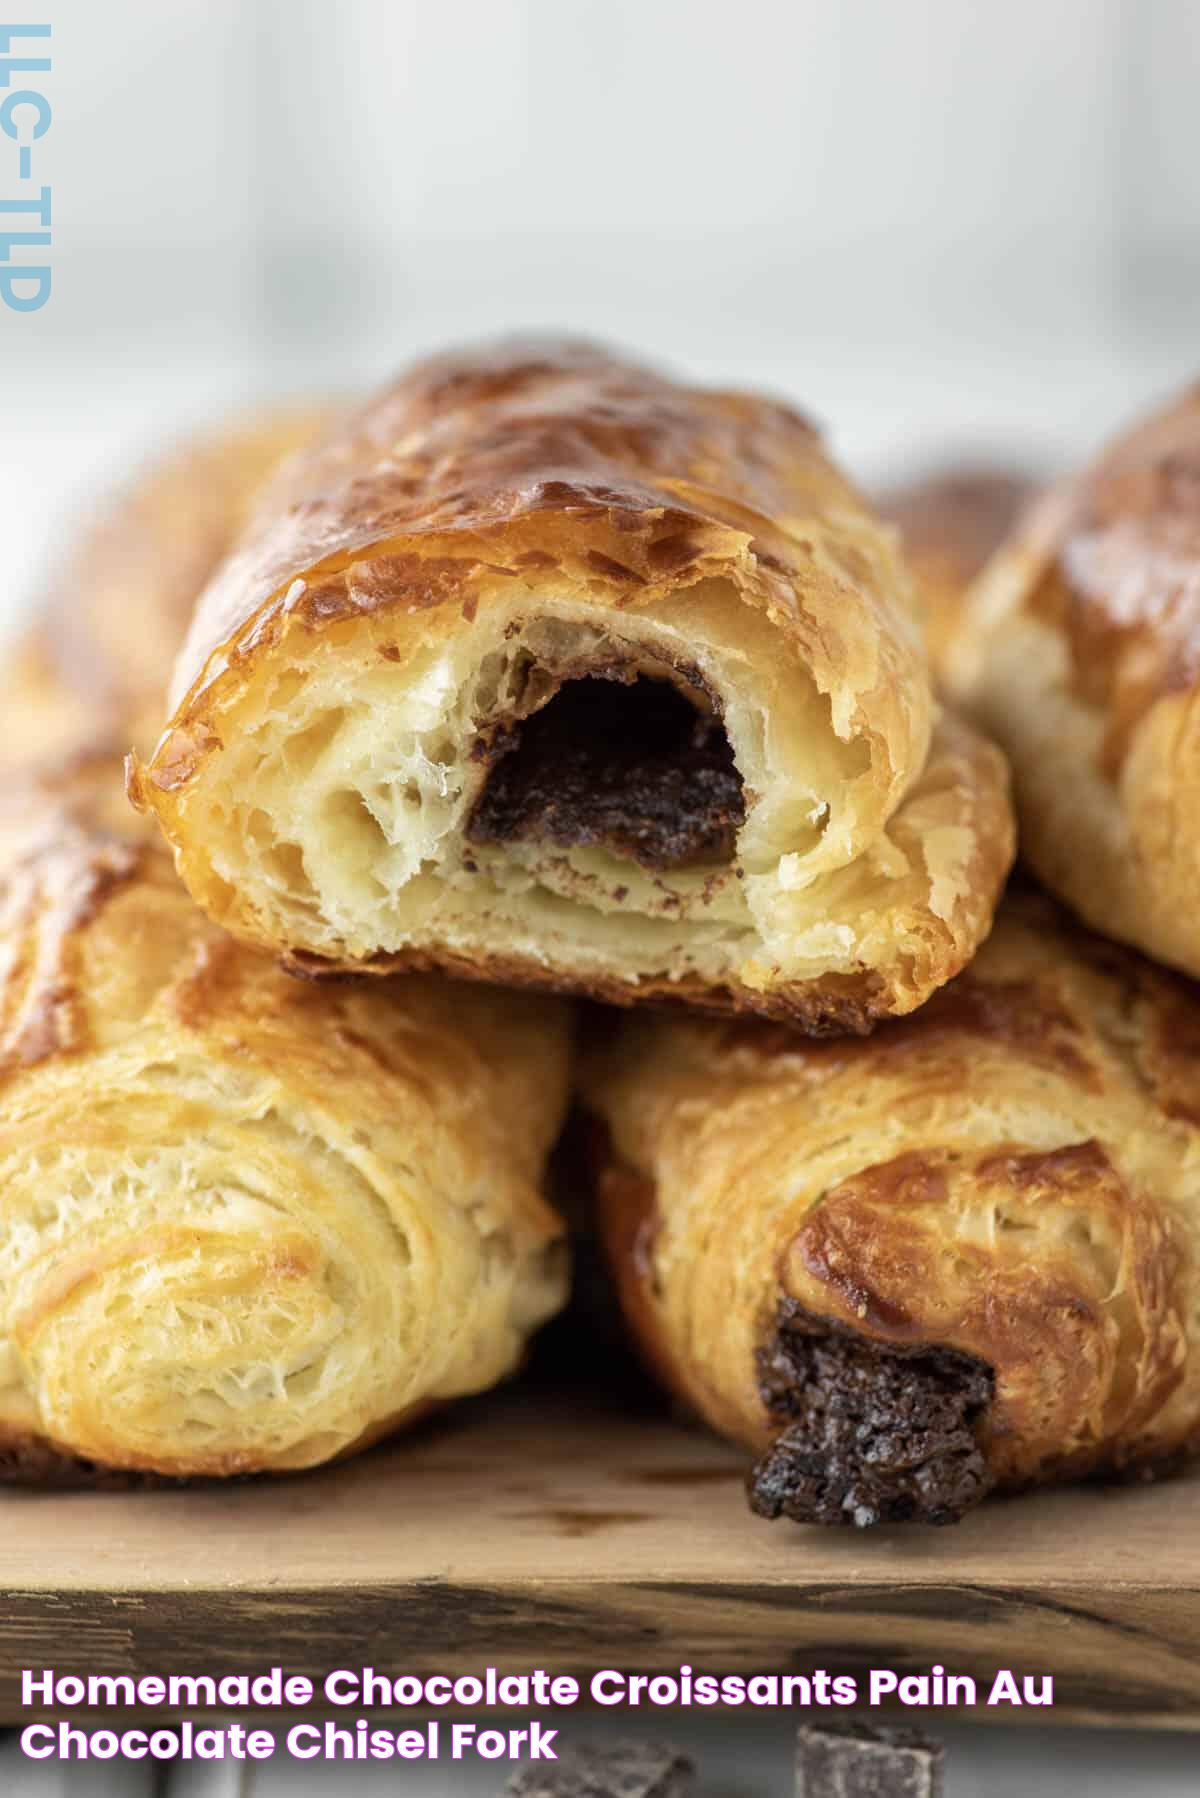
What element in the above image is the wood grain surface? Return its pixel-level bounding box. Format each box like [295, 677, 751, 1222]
[1, 1385, 1197, 1728]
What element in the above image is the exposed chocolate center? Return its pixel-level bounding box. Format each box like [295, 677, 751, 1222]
[797, 1720, 944, 1797]
[467, 674, 745, 870]
[749, 1298, 994, 1527]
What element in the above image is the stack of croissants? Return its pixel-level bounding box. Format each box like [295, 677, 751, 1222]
[3, 339, 1199, 1530]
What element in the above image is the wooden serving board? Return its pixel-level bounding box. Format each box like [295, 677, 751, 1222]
[1, 1383, 1198, 1729]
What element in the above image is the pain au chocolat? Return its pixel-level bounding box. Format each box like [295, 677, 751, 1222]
[0, 748, 569, 1480]
[582, 884, 1200, 1525]
[0, 422, 569, 1482]
[946, 381, 1200, 980]
[129, 340, 1013, 1030]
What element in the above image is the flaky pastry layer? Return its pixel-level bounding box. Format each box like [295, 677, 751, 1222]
[947, 382, 1200, 978]
[582, 884, 1200, 1524]
[131, 340, 1013, 1029]
[0, 757, 568, 1480]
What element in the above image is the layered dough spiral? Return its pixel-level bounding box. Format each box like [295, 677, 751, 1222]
[130, 340, 1013, 1030]
[946, 382, 1200, 979]
[0, 754, 569, 1480]
[581, 884, 1200, 1525]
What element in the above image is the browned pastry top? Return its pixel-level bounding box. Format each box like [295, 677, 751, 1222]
[128, 338, 1014, 1038]
[1016, 382, 1200, 770]
[166, 337, 908, 714]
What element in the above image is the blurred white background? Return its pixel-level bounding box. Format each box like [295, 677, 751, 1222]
[3, 0, 1199, 629]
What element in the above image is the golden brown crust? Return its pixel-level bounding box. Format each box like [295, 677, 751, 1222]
[877, 466, 1038, 664]
[948, 382, 1200, 978]
[582, 882, 1200, 1522]
[1027, 391, 1200, 757]
[0, 756, 569, 1481]
[150, 337, 927, 785]
[131, 339, 1013, 1026]
[162, 338, 905, 713]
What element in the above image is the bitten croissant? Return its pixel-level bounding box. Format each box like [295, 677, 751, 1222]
[581, 884, 1200, 1525]
[130, 339, 1013, 1031]
[946, 381, 1200, 979]
[0, 755, 569, 1481]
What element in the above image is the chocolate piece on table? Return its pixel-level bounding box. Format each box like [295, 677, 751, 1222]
[796, 1720, 944, 1796]
[505, 1739, 694, 1797]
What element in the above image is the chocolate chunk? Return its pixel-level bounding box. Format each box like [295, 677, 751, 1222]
[505, 1740, 694, 1797]
[750, 1297, 994, 1527]
[468, 675, 744, 870]
[796, 1721, 944, 1797]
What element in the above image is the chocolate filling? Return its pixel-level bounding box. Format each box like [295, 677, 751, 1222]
[467, 674, 745, 870]
[796, 1721, 944, 1798]
[749, 1297, 994, 1527]
[506, 1739, 694, 1797]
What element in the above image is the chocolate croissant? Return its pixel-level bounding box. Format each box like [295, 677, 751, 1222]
[32, 409, 322, 756]
[947, 382, 1200, 979]
[0, 754, 569, 1481]
[130, 339, 1013, 1031]
[581, 884, 1200, 1525]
